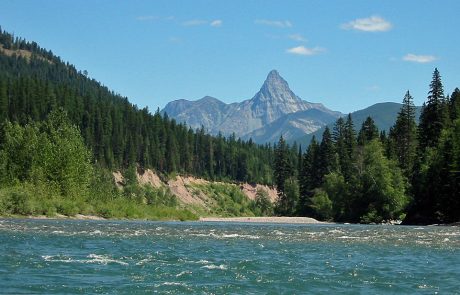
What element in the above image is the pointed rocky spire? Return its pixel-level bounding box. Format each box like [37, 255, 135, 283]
[255, 70, 300, 103]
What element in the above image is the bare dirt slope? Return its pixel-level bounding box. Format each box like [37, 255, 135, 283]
[114, 169, 278, 211]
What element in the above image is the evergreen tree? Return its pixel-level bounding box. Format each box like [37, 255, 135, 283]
[415, 115, 460, 224]
[389, 91, 417, 174]
[318, 126, 337, 179]
[357, 116, 379, 146]
[298, 136, 320, 216]
[332, 117, 347, 175]
[406, 69, 458, 224]
[297, 144, 303, 179]
[342, 114, 356, 181]
[274, 136, 293, 215]
[418, 68, 448, 151]
[450, 88, 460, 121]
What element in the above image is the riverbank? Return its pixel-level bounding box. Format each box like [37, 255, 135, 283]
[200, 216, 329, 224]
[2, 214, 326, 224]
[26, 214, 106, 221]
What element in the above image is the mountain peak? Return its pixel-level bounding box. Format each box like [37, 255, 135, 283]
[255, 70, 299, 104]
[267, 69, 281, 79]
[263, 69, 287, 88]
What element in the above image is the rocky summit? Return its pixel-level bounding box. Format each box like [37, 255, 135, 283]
[162, 70, 341, 143]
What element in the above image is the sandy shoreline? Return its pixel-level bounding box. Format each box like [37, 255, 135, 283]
[15, 215, 326, 224]
[16, 215, 327, 224]
[25, 214, 106, 221]
[199, 216, 329, 224]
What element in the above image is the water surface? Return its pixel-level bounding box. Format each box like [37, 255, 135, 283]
[0, 219, 459, 294]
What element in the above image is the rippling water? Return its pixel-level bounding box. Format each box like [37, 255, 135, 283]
[0, 219, 459, 294]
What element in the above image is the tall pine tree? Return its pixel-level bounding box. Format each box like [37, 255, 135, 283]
[274, 136, 291, 196]
[318, 126, 337, 179]
[357, 116, 379, 146]
[418, 68, 448, 151]
[298, 136, 320, 216]
[389, 90, 417, 174]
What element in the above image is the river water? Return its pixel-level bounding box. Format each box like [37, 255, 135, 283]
[0, 219, 459, 294]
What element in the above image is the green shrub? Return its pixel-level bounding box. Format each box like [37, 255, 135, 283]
[254, 189, 273, 216]
[9, 190, 35, 215]
[57, 199, 79, 216]
[309, 189, 333, 221]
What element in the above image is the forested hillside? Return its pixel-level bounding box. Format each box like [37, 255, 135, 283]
[273, 70, 460, 224]
[0, 27, 274, 184]
[0, 27, 285, 219]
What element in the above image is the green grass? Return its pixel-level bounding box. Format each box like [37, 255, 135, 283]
[0, 182, 198, 221]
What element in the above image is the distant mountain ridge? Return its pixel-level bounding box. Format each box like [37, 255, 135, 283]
[293, 102, 423, 147]
[241, 109, 339, 144]
[162, 70, 341, 142]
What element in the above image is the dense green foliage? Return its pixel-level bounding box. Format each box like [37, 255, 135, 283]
[0, 109, 197, 220]
[405, 70, 460, 224]
[0, 109, 93, 199]
[0, 27, 273, 185]
[186, 182, 271, 217]
[274, 69, 459, 224]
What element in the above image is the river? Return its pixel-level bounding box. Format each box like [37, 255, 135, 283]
[0, 219, 459, 294]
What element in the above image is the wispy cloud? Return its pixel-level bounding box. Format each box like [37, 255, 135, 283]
[136, 15, 174, 22]
[288, 34, 307, 42]
[182, 19, 222, 27]
[403, 53, 438, 63]
[183, 19, 208, 26]
[341, 16, 392, 32]
[210, 20, 223, 27]
[286, 46, 324, 56]
[255, 19, 292, 28]
[136, 15, 158, 21]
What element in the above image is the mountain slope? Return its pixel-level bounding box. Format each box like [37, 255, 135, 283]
[162, 70, 341, 141]
[164, 96, 234, 131]
[294, 102, 423, 147]
[242, 109, 339, 144]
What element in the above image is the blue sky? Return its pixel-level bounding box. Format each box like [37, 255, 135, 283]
[1, 0, 459, 113]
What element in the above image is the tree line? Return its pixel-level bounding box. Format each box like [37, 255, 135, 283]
[274, 68, 460, 224]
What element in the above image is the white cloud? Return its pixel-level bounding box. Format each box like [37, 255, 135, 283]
[136, 15, 159, 21]
[288, 34, 307, 42]
[210, 19, 223, 27]
[183, 19, 208, 26]
[183, 19, 222, 27]
[255, 19, 292, 28]
[341, 16, 392, 32]
[403, 53, 438, 63]
[286, 46, 324, 56]
[136, 16, 174, 22]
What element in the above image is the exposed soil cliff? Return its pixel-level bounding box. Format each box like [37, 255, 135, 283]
[113, 169, 278, 213]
